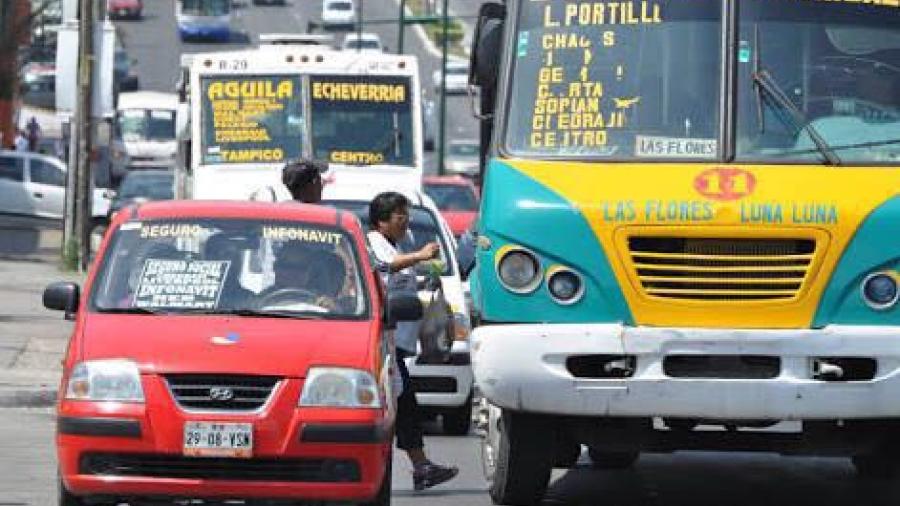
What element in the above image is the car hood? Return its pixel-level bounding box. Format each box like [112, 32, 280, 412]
[440, 211, 476, 237]
[81, 314, 375, 377]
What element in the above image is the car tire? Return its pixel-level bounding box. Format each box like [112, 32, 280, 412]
[487, 410, 553, 506]
[587, 447, 640, 470]
[361, 450, 391, 506]
[441, 393, 473, 435]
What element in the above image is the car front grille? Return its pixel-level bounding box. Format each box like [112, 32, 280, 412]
[165, 374, 280, 412]
[627, 237, 817, 301]
[80, 453, 360, 482]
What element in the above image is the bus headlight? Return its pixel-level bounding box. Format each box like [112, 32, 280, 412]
[547, 267, 584, 305]
[861, 272, 898, 310]
[65, 359, 144, 402]
[299, 368, 381, 408]
[497, 248, 541, 293]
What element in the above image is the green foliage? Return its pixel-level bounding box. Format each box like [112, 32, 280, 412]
[62, 238, 80, 271]
[425, 19, 464, 45]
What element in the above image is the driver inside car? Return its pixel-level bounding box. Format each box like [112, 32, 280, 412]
[259, 240, 348, 312]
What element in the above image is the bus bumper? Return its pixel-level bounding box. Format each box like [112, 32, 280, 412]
[472, 323, 900, 420]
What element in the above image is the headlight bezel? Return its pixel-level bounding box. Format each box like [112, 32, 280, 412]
[65, 359, 145, 403]
[299, 367, 382, 409]
[496, 246, 542, 294]
[860, 272, 899, 311]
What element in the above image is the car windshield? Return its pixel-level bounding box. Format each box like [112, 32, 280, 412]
[91, 218, 368, 318]
[118, 109, 176, 142]
[735, 1, 900, 164]
[326, 200, 453, 276]
[118, 173, 175, 200]
[200, 75, 304, 165]
[424, 183, 478, 212]
[310, 75, 415, 167]
[506, 0, 722, 159]
[449, 142, 478, 157]
[182, 0, 229, 16]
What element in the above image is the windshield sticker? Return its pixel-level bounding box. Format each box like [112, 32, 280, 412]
[140, 223, 203, 238]
[134, 259, 230, 309]
[120, 222, 142, 231]
[329, 151, 385, 164]
[201, 75, 303, 165]
[311, 82, 407, 103]
[261, 226, 343, 244]
[635, 135, 717, 158]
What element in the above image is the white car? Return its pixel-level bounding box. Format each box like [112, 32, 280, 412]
[342, 32, 382, 53]
[0, 150, 111, 224]
[322, 180, 475, 436]
[432, 59, 469, 94]
[443, 139, 480, 176]
[321, 0, 356, 29]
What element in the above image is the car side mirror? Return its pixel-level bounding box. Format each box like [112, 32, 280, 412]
[385, 293, 423, 329]
[456, 230, 477, 281]
[43, 282, 80, 320]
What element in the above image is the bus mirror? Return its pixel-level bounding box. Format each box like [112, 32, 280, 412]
[176, 103, 190, 137]
[470, 2, 505, 90]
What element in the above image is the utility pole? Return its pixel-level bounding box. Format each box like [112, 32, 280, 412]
[436, 0, 449, 175]
[75, 0, 95, 271]
[356, 0, 363, 51]
[397, 0, 406, 54]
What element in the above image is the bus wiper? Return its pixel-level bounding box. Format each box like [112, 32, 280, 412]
[347, 127, 403, 166]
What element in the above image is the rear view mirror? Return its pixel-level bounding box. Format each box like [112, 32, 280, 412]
[385, 293, 423, 329]
[43, 282, 80, 320]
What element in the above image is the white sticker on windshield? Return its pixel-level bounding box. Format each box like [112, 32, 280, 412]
[635, 136, 717, 158]
[134, 259, 230, 310]
[120, 222, 142, 230]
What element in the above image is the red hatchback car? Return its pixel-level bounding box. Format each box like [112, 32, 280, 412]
[107, 0, 142, 19]
[422, 176, 480, 238]
[45, 201, 420, 505]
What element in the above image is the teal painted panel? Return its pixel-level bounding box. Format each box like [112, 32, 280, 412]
[473, 160, 633, 324]
[813, 196, 900, 326]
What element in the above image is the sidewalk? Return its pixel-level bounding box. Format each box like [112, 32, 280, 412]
[0, 257, 82, 408]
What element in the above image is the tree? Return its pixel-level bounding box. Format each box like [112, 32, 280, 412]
[0, 0, 55, 148]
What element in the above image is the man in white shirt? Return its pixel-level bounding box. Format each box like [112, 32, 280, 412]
[367, 191, 459, 491]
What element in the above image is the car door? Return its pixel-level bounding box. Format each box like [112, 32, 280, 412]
[26, 157, 66, 219]
[0, 154, 32, 217]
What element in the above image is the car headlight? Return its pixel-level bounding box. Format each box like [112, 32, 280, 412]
[497, 247, 541, 293]
[65, 359, 144, 402]
[547, 266, 585, 305]
[299, 368, 381, 408]
[861, 272, 899, 310]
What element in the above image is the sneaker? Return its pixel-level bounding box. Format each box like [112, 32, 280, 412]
[413, 462, 459, 491]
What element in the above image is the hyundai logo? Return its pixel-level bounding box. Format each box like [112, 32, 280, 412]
[209, 387, 235, 401]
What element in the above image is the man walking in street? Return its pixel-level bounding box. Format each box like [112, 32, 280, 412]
[282, 158, 327, 204]
[26, 117, 41, 152]
[367, 191, 459, 491]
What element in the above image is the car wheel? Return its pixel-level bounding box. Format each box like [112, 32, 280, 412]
[360, 449, 391, 506]
[441, 393, 473, 435]
[587, 447, 640, 470]
[485, 407, 553, 506]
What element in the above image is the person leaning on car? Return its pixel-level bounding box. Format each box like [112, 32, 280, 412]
[366, 191, 459, 491]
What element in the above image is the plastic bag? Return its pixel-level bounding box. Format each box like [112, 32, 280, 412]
[417, 284, 454, 364]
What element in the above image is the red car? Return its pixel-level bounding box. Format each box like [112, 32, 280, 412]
[107, 0, 142, 19]
[45, 200, 421, 505]
[422, 175, 480, 238]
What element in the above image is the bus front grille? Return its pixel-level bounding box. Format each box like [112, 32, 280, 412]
[627, 237, 816, 301]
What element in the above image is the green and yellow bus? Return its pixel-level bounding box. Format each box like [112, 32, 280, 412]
[467, 0, 900, 503]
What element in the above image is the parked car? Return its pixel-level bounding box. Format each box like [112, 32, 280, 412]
[442, 138, 479, 176]
[21, 62, 56, 110]
[432, 59, 469, 94]
[0, 150, 111, 223]
[321, 0, 355, 29]
[423, 175, 479, 238]
[107, 0, 143, 19]
[48, 200, 415, 505]
[106, 169, 174, 220]
[342, 32, 382, 53]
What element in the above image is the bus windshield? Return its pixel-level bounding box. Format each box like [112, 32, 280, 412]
[309, 75, 415, 167]
[182, 0, 229, 16]
[506, 0, 722, 160]
[736, 1, 900, 164]
[200, 75, 304, 165]
[119, 109, 176, 142]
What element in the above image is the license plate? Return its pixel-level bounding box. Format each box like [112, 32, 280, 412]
[184, 422, 253, 458]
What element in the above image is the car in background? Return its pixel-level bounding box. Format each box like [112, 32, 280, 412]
[114, 45, 140, 94]
[21, 62, 56, 109]
[48, 200, 408, 505]
[110, 92, 179, 180]
[432, 59, 469, 94]
[105, 169, 174, 220]
[342, 32, 382, 53]
[0, 150, 111, 224]
[442, 138, 479, 177]
[321, 0, 355, 29]
[423, 175, 479, 238]
[107, 0, 143, 19]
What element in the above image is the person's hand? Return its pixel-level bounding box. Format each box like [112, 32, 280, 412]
[416, 242, 440, 262]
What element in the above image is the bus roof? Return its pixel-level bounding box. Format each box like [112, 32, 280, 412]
[188, 45, 418, 76]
